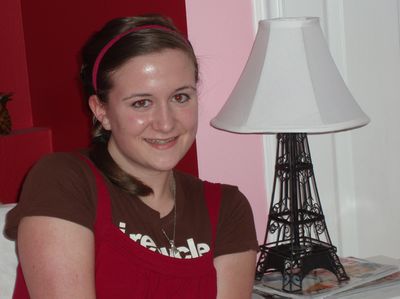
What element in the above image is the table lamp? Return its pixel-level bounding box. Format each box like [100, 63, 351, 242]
[211, 17, 370, 292]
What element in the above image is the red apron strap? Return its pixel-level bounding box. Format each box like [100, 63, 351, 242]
[12, 265, 30, 299]
[203, 181, 222, 248]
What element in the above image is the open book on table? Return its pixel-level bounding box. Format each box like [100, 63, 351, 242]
[253, 256, 399, 299]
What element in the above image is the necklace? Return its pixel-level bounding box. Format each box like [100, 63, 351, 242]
[161, 175, 181, 258]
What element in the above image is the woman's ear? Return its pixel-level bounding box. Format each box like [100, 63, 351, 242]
[88, 95, 111, 130]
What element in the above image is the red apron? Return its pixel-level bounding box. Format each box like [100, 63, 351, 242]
[13, 157, 221, 299]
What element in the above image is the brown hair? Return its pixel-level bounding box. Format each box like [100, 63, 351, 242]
[80, 15, 198, 196]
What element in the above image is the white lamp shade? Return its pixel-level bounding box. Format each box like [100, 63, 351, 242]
[211, 17, 370, 134]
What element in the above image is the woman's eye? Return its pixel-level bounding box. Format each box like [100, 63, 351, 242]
[173, 94, 190, 104]
[132, 99, 151, 109]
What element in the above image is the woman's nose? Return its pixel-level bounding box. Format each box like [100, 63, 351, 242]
[152, 102, 175, 132]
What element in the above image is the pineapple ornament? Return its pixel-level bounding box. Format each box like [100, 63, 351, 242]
[0, 92, 12, 135]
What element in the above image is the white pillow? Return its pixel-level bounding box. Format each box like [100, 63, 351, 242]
[0, 204, 18, 299]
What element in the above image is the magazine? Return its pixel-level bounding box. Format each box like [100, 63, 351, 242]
[332, 270, 400, 297]
[253, 257, 399, 298]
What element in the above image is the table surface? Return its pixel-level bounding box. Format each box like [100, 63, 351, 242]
[252, 256, 400, 299]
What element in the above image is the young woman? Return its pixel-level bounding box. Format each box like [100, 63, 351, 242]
[5, 15, 258, 299]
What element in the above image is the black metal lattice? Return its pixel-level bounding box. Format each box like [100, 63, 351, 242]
[255, 133, 349, 293]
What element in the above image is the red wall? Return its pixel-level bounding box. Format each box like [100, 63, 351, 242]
[20, 0, 190, 151]
[0, 0, 198, 203]
[0, 0, 53, 203]
[0, 0, 32, 129]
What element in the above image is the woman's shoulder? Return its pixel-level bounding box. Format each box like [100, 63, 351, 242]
[30, 150, 93, 179]
[173, 169, 201, 183]
[174, 171, 258, 256]
[34, 150, 89, 167]
[4, 149, 97, 240]
[24, 149, 96, 195]
[174, 170, 244, 202]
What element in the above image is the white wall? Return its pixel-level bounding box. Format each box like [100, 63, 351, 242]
[255, 0, 400, 258]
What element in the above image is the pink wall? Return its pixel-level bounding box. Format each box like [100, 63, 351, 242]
[185, 0, 268, 242]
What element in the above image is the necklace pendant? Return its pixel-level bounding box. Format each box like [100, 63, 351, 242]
[169, 241, 181, 258]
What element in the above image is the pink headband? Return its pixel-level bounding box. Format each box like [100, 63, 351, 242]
[92, 24, 178, 93]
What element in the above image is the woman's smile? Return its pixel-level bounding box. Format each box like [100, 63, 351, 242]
[144, 136, 178, 148]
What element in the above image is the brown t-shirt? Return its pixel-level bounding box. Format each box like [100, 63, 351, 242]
[5, 152, 258, 258]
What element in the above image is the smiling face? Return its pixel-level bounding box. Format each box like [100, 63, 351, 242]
[90, 49, 198, 177]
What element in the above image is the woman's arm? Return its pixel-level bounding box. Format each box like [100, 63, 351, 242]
[17, 216, 96, 299]
[214, 249, 257, 299]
